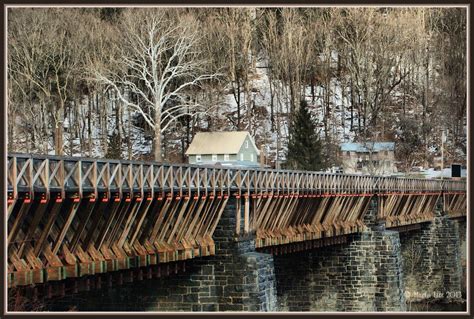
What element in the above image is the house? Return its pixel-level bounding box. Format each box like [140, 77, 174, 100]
[185, 131, 260, 167]
[340, 142, 397, 175]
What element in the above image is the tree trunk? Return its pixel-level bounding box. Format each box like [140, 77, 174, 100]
[350, 77, 354, 131]
[324, 77, 330, 141]
[68, 104, 74, 156]
[88, 94, 92, 156]
[288, 65, 295, 115]
[186, 106, 191, 148]
[97, 92, 108, 156]
[127, 105, 132, 160]
[154, 107, 162, 162]
[357, 92, 362, 136]
[181, 138, 186, 163]
[115, 95, 122, 159]
[269, 76, 275, 131]
[55, 100, 64, 156]
[236, 81, 241, 129]
[42, 100, 49, 154]
[341, 79, 346, 139]
[8, 101, 15, 152]
[245, 73, 252, 133]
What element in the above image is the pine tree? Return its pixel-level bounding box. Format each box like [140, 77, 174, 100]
[286, 100, 324, 171]
[106, 129, 122, 160]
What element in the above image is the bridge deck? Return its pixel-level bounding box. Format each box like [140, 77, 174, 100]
[7, 153, 466, 288]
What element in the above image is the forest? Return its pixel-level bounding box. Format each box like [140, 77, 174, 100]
[7, 7, 467, 171]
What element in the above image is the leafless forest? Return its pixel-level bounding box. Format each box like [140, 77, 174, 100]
[7, 7, 466, 170]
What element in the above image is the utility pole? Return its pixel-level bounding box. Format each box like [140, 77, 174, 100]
[441, 130, 446, 180]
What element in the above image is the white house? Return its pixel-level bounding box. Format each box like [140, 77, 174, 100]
[340, 142, 397, 175]
[185, 131, 260, 167]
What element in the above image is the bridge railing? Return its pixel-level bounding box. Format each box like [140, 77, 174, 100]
[375, 177, 462, 194]
[7, 153, 466, 199]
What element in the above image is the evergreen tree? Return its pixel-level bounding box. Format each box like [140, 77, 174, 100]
[106, 129, 122, 160]
[286, 100, 324, 171]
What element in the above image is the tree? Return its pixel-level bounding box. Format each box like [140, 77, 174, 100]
[93, 9, 219, 161]
[286, 100, 324, 171]
[105, 128, 122, 160]
[8, 8, 57, 154]
[431, 8, 467, 162]
[395, 116, 424, 172]
[333, 8, 414, 139]
[219, 8, 255, 130]
[259, 9, 314, 116]
[9, 8, 86, 156]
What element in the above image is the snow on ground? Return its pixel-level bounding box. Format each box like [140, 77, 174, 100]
[422, 168, 467, 179]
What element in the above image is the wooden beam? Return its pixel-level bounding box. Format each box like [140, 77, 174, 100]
[52, 200, 82, 255]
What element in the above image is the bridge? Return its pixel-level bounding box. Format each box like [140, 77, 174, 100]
[7, 153, 467, 311]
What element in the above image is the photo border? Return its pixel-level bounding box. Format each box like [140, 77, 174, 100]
[1, 2, 471, 318]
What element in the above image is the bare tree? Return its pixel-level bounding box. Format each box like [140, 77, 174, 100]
[82, 11, 121, 157]
[8, 9, 55, 153]
[9, 8, 86, 156]
[93, 9, 219, 161]
[333, 8, 414, 139]
[258, 9, 315, 166]
[263, 9, 313, 116]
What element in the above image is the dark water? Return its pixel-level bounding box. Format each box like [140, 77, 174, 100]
[407, 301, 466, 312]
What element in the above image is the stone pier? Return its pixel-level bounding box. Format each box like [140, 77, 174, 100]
[399, 199, 464, 303]
[201, 197, 278, 311]
[43, 198, 277, 311]
[274, 196, 406, 311]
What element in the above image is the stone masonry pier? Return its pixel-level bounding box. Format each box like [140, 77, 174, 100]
[42, 198, 278, 311]
[399, 199, 465, 304]
[273, 196, 406, 311]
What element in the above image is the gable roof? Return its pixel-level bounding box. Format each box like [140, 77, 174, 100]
[194, 160, 261, 168]
[185, 131, 260, 155]
[340, 142, 395, 152]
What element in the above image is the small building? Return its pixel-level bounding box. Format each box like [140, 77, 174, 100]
[340, 142, 397, 175]
[185, 131, 260, 167]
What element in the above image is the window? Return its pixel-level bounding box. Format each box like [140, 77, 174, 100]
[212, 154, 217, 161]
[196, 155, 201, 162]
[245, 140, 249, 149]
[224, 154, 229, 161]
[240, 153, 244, 161]
[346, 151, 350, 156]
[250, 153, 254, 162]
